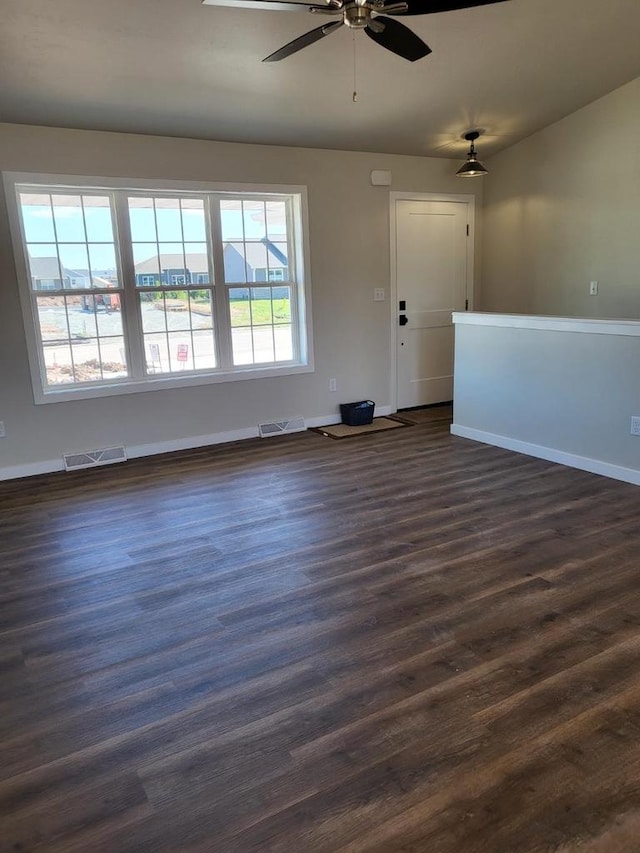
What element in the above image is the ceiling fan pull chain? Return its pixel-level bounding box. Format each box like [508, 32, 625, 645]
[352, 30, 358, 102]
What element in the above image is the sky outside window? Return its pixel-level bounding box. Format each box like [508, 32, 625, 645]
[22, 195, 288, 269]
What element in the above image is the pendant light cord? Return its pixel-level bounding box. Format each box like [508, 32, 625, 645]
[352, 31, 358, 102]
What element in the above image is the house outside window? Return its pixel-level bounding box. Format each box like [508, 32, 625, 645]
[6, 175, 313, 403]
[252, 266, 288, 283]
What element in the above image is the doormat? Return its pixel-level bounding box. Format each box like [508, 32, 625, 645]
[311, 416, 413, 440]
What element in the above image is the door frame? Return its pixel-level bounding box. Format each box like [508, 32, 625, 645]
[389, 191, 476, 412]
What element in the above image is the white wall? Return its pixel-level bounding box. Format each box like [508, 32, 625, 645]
[0, 123, 482, 476]
[481, 77, 640, 318]
[452, 314, 640, 486]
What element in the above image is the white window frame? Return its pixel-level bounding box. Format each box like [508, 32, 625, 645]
[139, 274, 156, 286]
[4, 173, 314, 404]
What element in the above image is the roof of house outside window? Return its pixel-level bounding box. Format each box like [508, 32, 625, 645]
[134, 253, 209, 275]
[28, 256, 117, 287]
[134, 243, 288, 276]
[28, 256, 63, 279]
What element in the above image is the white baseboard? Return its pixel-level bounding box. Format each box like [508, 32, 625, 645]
[450, 423, 640, 487]
[0, 458, 66, 481]
[0, 405, 396, 481]
[127, 425, 260, 460]
[374, 405, 395, 418]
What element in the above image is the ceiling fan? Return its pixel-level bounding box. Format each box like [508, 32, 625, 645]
[269, 0, 510, 62]
[204, 0, 509, 63]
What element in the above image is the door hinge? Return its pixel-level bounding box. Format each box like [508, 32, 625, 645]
[466, 224, 470, 236]
[465, 299, 469, 311]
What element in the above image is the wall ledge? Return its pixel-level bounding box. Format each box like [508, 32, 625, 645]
[452, 312, 640, 337]
[451, 424, 640, 487]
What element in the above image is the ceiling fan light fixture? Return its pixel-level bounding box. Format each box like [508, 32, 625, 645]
[456, 130, 488, 177]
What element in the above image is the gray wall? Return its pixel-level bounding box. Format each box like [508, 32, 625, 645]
[452, 316, 640, 484]
[481, 77, 640, 318]
[453, 78, 640, 487]
[0, 123, 482, 474]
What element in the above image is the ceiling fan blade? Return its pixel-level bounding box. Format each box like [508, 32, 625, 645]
[383, 0, 509, 16]
[263, 19, 343, 61]
[364, 16, 431, 61]
[203, 0, 336, 12]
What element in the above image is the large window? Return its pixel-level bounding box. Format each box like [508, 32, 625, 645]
[6, 176, 312, 402]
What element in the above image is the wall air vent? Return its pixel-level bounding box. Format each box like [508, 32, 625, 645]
[63, 446, 127, 472]
[258, 416, 306, 438]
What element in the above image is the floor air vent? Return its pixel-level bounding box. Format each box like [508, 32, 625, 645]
[63, 446, 128, 472]
[258, 416, 306, 438]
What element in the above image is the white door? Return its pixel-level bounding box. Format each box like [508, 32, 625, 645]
[394, 198, 470, 409]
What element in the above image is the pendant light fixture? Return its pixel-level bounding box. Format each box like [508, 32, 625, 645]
[456, 130, 488, 178]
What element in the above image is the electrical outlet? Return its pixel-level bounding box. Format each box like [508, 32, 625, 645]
[328, 378, 337, 393]
[0, 421, 5, 438]
[631, 416, 640, 436]
[373, 288, 385, 302]
[589, 280, 598, 295]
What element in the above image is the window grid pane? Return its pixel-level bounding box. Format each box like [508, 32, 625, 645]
[128, 195, 216, 376]
[222, 197, 294, 367]
[20, 190, 126, 388]
[37, 293, 128, 386]
[21, 193, 121, 294]
[139, 292, 217, 376]
[221, 198, 291, 286]
[130, 197, 210, 290]
[228, 285, 293, 366]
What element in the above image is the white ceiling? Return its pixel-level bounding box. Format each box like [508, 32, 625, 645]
[1, 0, 639, 158]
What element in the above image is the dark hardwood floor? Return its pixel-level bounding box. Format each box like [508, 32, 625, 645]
[2, 408, 640, 852]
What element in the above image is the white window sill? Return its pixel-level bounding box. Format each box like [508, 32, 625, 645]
[35, 362, 314, 404]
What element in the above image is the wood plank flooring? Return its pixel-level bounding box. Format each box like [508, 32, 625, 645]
[2, 409, 640, 852]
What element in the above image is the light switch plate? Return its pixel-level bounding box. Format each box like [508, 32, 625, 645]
[374, 288, 385, 302]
